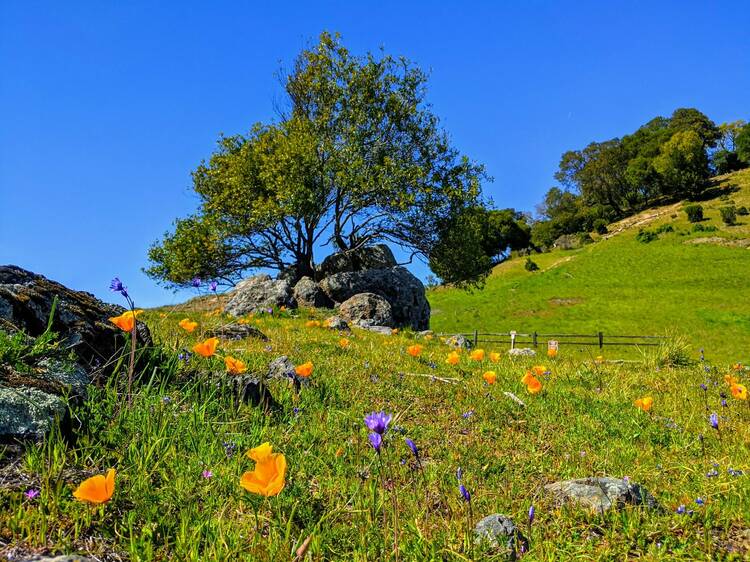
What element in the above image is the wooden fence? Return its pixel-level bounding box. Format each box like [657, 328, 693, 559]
[436, 330, 669, 349]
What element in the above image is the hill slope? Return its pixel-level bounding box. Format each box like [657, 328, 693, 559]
[429, 169, 750, 361]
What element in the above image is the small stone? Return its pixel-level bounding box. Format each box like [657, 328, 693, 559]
[224, 375, 276, 411]
[353, 323, 393, 336]
[324, 316, 349, 331]
[474, 513, 528, 558]
[444, 334, 472, 349]
[508, 348, 537, 357]
[205, 323, 268, 341]
[544, 476, 660, 513]
[266, 356, 309, 388]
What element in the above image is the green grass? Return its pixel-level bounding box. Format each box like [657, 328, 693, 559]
[429, 169, 750, 362]
[1, 303, 749, 560]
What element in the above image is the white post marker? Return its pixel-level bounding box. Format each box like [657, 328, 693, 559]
[510, 330, 517, 350]
[548, 340, 559, 354]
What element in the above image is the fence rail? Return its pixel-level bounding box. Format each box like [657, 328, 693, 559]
[436, 330, 669, 349]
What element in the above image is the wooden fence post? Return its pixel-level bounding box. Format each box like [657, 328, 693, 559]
[598, 331, 603, 349]
[532, 332, 538, 348]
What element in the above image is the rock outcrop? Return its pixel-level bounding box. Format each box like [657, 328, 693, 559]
[338, 293, 393, 327]
[293, 276, 332, 308]
[544, 476, 660, 513]
[317, 244, 396, 277]
[224, 274, 294, 317]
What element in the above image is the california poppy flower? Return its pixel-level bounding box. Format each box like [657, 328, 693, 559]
[489, 352, 501, 363]
[73, 468, 116, 504]
[521, 371, 534, 385]
[547, 348, 558, 358]
[725, 374, 739, 385]
[731, 383, 747, 400]
[445, 351, 461, 366]
[305, 320, 321, 328]
[295, 361, 313, 377]
[240, 443, 286, 497]
[407, 344, 424, 358]
[469, 349, 485, 361]
[339, 338, 350, 349]
[178, 318, 198, 333]
[532, 365, 547, 376]
[526, 377, 543, 394]
[192, 337, 219, 358]
[224, 356, 247, 375]
[108, 310, 143, 332]
[483, 371, 497, 385]
[634, 396, 654, 412]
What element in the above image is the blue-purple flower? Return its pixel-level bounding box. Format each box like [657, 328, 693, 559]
[695, 497, 704, 506]
[364, 411, 392, 435]
[109, 277, 129, 298]
[24, 488, 40, 500]
[709, 412, 719, 430]
[192, 277, 201, 288]
[459, 483, 471, 503]
[368, 432, 382, 453]
[405, 438, 418, 459]
[528, 504, 535, 525]
[676, 504, 686, 514]
[456, 467, 463, 481]
[210, 281, 218, 292]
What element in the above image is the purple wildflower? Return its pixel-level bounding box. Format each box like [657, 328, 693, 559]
[462, 410, 475, 419]
[209, 281, 218, 292]
[695, 497, 704, 505]
[202, 470, 213, 479]
[192, 277, 201, 288]
[676, 504, 686, 514]
[368, 432, 382, 453]
[405, 438, 418, 459]
[528, 504, 535, 525]
[364, 411, 392, 435]
[109, 277, 129, 298]
[709, 412, 719, 430]
[459, 484, 471, 503]
[456, 467, 463, 481]
[700, 384, 707, 391]
[24, 488, 40, 500]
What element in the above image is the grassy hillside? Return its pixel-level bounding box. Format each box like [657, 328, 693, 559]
[2, 304, 749, 560]
[429, 168, 750, 362]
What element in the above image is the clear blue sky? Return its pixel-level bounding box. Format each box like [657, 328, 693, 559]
[2, 1, 749, 307]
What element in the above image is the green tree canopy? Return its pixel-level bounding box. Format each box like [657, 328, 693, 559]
[146, 32, 488, 288]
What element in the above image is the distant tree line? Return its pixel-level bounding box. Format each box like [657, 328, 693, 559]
[531, 109, 750, 248]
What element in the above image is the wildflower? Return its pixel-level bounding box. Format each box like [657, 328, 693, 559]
[706, 469, 718, 478]
[459, 483, 471, 503]
[209, 281, 218, 292]
[73, 468, 116, 504]
[192, 337, 219, 358]
[223, 441, 237, 458]
[526, 376, 543, 394]
[528, 505, 535, 525]
[676, 505, 686, 514]
[595, 355, 604, 365]
[733, 363, 743, 371]
[469, 349, 485, 361]
[202, 470, 213, 479]
[178, 318, 198, 332]
[532, 365, 546, 376]
[24, 488, 40, 500]
[192, 277, 201, 288]
[461, 410, 474, 419]
[295, 361, 313, 378]
[695, 497, 704, 505]
[364, 411, 392, 434]
[339, 338, 350, 349]
[730, 383, 747, 400]
[224, 356, 247, 375]
[305, 320, 321, 328]
[407, 344, 424, 358]
[547, 348, 558, 358]
[634, 396, 654, 413]
[489, 351, 501, 363]
[445, 351, 461, 365]
[482, 371, 497, 385]
[368, 432, 382, 453]
[405, 438, 418, 459]
[724, 374, 739, 385]
[521, 371, 534, 385]
[108, 310, 143, 332]
[109, 277, 129, 298]
[700, 383, 707, 391]
[240, 443, 286, 497]
[709, 412, 719, 430]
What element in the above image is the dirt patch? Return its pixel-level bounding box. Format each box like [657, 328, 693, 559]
[684, 237, 750, 248]
[602, 203, 682, 240]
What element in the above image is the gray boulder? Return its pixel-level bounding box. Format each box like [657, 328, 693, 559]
[354, 324, 394, 336]
[324, 316, 349, 331]
[266, 356, 309, 388]
[474, 514, 528, 558]
[508, 348, 536, 357]
[223, 375, 277, 411]
[544, 476, 659, 513]
[225, 274, 294, 317]
[205, 323, 268, 341]
[339, 293, 394, 327]
[319, 267, 430, 330]
[444, 334, 472, 349]
[317, 244, 396, 278]
[0, 265, 151, 370]
[293, 277, 332, 308]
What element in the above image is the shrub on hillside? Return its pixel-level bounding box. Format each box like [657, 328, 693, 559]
[737, 206, 749, 216]
[655, 224, 674, 234]
[692, 223, 718, 233]
[593, 219, 608, 235]
[524, 257, 539, 272]
[636, 229, 658, 243]
[683, 204, 704, 223]
[720, 206, 737, 226]
[578, 232, 594, 245]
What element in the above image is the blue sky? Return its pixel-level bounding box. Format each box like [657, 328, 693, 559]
[1, 1, 749, 307]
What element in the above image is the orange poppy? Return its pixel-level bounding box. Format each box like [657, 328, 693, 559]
[521, 370, 534, 385]
[445, 351, 461, 366]
[731, 383, 747, 400]
[469, 349, 485, 361]
[339, 338, 350, 349]
[532, 365, 547, 376]
[407, 344, 424, 357]
[295, 361, 313, 377]
[192, 337, 219, 358]
[725, 374, 739, 385]
[526, 377, 543, 394]
[547, 348, 558, 358]
[482, 371, 497, 385]
[733, 363, 743, 371]
[240, 443, 286, 497]
[424, 334, 434, 341]
[178, 318, 198, 333]
[305, 320, 321, 328]
[73, 468, 116, 504]
[224, 356, 247, 375]
[634, 396, 654, 412]
[108, 310, 143, 332]
[489, 351, 501, 363]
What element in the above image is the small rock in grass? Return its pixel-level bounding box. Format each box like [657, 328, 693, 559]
[474, 513, 528, 559]
[205, 323, 268, 341]
[324, 316, 349, 331]
[444, 334, 472, 349]
[544, 476, 660, 513]
[508, 348, 536, 357]
[266, 356, 310, 388]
